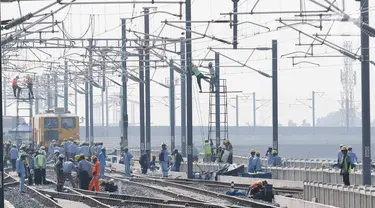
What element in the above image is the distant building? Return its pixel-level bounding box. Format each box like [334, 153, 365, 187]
[301, 119, 311, 127]
[288, 120, 297, 127]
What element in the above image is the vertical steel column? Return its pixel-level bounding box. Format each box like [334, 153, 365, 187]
[101, 56, 105, 127]
[121, 18, 129, 149]
[105, 85, 109, 138]
[0, 50, 3, 208]
[180, 37, 187, 157]
[360, 0, 371, 185]
[144, 8, 151, 160]
[139, 49, 145, 155]
[186, 0, 193, 179]
[89, 39, 94, 145]
[253, 92, 256, 132]
[312, 91, 315, 135]
[3, 77, 6, 116]
[272, 40, 278, 151]
[64, 61, 69, 112]
[54, 72, 58, 107]
[235, 95, 239, 127]
[47, 74, 51, 110]
[74, 82, 78, 115]
[85, 63, 89, 143]
[35, 77, 39, 115]
[232, 0, 239, 49]
[169, 59, 176, 152]
[215, 52, 220, 153]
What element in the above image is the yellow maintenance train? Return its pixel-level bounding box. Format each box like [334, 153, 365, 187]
[32, 107, 80, 147]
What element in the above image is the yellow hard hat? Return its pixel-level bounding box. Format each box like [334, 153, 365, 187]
[256, 152, 260, 156]
[91, 155, 97, 160]
[250, 149, 256, 153]
[99, 179, 105, 185]
[272, 150, 278, 154]
[341, 146, 348, 151]
[75, 155, 80, 161]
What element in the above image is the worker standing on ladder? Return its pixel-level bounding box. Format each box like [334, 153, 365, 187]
[12, 76, 22, 98]
[192, 64, 210, 93]
[208, 62, 216, 92]
[25, 74, 34, 99]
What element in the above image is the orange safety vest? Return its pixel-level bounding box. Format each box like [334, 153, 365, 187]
[93, 161, 100, 176]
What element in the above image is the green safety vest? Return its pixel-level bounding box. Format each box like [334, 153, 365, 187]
[192, 66, 201, 76]
[342, 155, 351, 173]
[203, 143, 211, 155]
[35, 155, 45, 168]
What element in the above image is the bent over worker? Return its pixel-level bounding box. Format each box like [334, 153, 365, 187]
[89, 155, 101, 192]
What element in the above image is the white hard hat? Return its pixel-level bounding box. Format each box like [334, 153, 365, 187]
[40, 146, 45, 150]
[54, 149, 60, 154]
[52, 139, 56, 142]
[58, 154, 65, 159]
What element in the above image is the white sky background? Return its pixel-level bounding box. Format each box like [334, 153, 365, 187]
[1, 0, 375, 126]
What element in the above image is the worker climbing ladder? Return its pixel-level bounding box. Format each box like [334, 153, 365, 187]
[207, 79, 229, 153]
[14, 90, 33, 146]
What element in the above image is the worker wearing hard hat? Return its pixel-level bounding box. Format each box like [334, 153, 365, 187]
[337, 144, 344, 164]
[10, 144, 18, 171]
[203, 140, 212, 163]
[16, 153, 27, 194]
[34, 150, 47, 185]
[271, 150, 282, 167]
[254, 152, 262, 172]
[78, 154, 92, 190]
[48, 140, 56, 158]
[55, 154, 65, 192]
[347, 146, 358, 165]
[159, 143, 169, 177]
[63, 158, 77, 188]
[248, 149, 256, 173]
[340, 146, 353, 186]
[123, 148, 133, 177]
[88, 155, 101, 192]
[98, 147, 106, 179]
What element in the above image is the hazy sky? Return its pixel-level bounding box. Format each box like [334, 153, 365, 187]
[1, 0, 375, 126]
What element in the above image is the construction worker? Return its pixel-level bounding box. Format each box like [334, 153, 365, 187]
[149, 154, 158, 173]
[25, 74, 34, 99]
[337, 144, 344, 165]
[192, 146, 199, 162]
[216, 146, 224, 163]
[203, 140, 212, 163]
[271, 150, 282, 167]
[10, 144, 18, 171]
[63, 158, 77, 188]
[347, 146, 358, 165]
[96, 142, 103, 156]
[267, 147, 274, 166]
[16, 153, 27, 194]
[48, 140, 56, 158]
[26, 151, 34, 185]
[58, 144, 65, 158]
[139, 150, 150, 174]
[88, 155, 101, 192]
[100, 179, 118, 192]
[208, 62, 216, 92]
[159, 143, 169, 177]
[12, 76, 21, 98]
[123, 148, 133, 177]
[80, 142, 90, 158]
[55, 154, 65, 192]
[265, 146, 272, 157]
[51, 149, 60, 164]
[171, 149, 183, 172]
[34, 150, 47, 185]
[39, 146, 46, 156]
[98, 147, 106, 179]
[71, 141, 79, 159]
[340, 146, 353, 186]
[192, 64, 210, 92]
[224, 139, 233, 164]
[254, 152, 262, 172]
[66, 138, 74, 159]
[248, 149, 256, 173]
[78, 154, 91, 190]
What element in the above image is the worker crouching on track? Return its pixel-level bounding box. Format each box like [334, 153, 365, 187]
[100, 179, 118, 192]
[340, 146, 353, 186]
[55, 154, 65, 192]
[89, 155, 101, 192]
[78, 154, 92, 190]
[159, 143, 170, 177]
[247, 181, 274, 202]
[16, 153, 27, 194]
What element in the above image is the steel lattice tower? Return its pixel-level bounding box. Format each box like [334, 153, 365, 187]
[341, 41, 357, 128]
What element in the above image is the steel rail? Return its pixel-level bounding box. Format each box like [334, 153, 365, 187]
[4, 173, 63, 208]
[73, 189, 228, 208]
[129, 176, 278, 208]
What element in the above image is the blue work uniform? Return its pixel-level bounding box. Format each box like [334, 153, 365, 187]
[267, 155, 274, 166]
[98, 151, 106, 179]
[81, 146, 90, 157]
[10, 147, 18, 171]
[159, 150, 169, 177]
[123, 152, 133, 177]
[272, 156, 283, 167]
[337, 151, 343, 164]
[48, 143, 55, 154]
[16, 158, 26, 193]
[253, 157, 262, 172]
[96, 145, 102, 156]
[248, 155, 255, 173]
[348, 150, 358, 164]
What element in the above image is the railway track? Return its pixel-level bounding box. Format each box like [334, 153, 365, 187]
[106, 172, 278, 208]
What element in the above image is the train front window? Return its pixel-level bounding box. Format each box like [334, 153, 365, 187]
[61, 117, 76, 129]
[44, 130, 59, 141]
[44, 117, 58, 128]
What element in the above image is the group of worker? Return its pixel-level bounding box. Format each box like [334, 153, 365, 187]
[202, 139, 234, 164]
[48, 138, 104, 161]
[192, 62, 217, 93]
[336, 144, 358, 186]
[11, 75, 34, 99]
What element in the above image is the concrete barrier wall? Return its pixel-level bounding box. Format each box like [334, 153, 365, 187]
[274, 195, 338, 208]
[303, 181, 375, 208]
